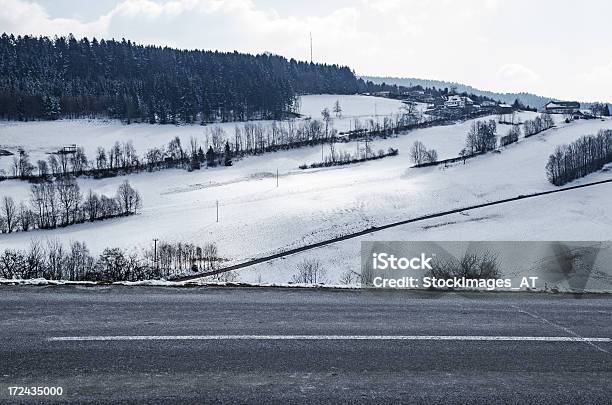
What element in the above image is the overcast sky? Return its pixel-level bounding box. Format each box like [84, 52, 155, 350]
[1, 0, 611, 101]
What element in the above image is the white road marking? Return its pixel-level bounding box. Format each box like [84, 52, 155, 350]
[48, 335, 612, 342]
[512, 304, 612, 355]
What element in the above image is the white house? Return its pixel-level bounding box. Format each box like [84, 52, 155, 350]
[545, 101, 580, 114]
[444, 95, 474, 108]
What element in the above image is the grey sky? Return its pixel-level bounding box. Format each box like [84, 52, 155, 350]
[1, 0, 611, 101]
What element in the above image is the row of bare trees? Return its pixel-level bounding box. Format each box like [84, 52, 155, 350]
[0, 239, 221, 282]
[524, 113, 554, 138]
[0, 180, 140, 234]
[1, 106, 428, 181]
[546, 129, 612, 186]
[302, 147, 399, 169]
[500, 125, 521, 147]
[143, 240, 221, 276]
[8, 147, 89, 179]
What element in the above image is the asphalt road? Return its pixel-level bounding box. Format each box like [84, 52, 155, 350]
[0, 287, 610, 404]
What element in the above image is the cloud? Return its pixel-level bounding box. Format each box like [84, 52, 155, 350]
[0, 0, 110, 38]
[576, 61, 612, 101]
[0, 0, 610, 101]
[579, 60, 612, 82]
[497, 64, 540, 84]
[0, 0, 496, 56]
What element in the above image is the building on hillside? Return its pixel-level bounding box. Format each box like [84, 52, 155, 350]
[545, 101, 580, 114]
[444, 95, 473, 108]
[497, 104, 513, 114]
[57, 144, 77, 155]
[573, 109, 595, 120]
[402, 90, 435, 104]
[371, 91, 391, 97]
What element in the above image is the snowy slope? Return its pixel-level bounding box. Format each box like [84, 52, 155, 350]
[0, 96, 611, 287]
[238, 178, 612, 290]
[0, 94, 406, 174]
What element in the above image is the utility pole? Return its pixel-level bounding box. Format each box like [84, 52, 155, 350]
[153, 238, 159, 271]
[216, 200, 219, 223]
[276, 169, 279, 188]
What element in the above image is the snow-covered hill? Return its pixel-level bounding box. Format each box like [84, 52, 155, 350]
[1, 95, 611, 287]
[0, 94, 405, 174]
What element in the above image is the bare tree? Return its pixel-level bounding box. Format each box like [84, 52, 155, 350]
[36, 160, 49, 177]
[210, 127, 225, 154]
[410, 141, 427, 165]
[70, 147, 88, 174]
[292, 258, 327, 284]
[18, 202, 34, 231]
[116, 180, 142, 215]
[84, 190, 100, 221]
[56, 178, 81, 225]
[189, 136, 199, 158]
[425, 148, 438, 163]
[123, 141, 138, 168]
[95, 147, 107, 170]
[321, 108, 332, 138]
[1, 196, 17, 233]
[48, 155, 60, 176]
[500, 125, 521, 147]
[58, 152, 70, 175]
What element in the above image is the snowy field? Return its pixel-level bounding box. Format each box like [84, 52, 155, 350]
[1, 95, 611, 289]
[0, 94, 406, 174]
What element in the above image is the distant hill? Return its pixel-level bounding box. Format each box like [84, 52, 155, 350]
[362, 76, 555, 109]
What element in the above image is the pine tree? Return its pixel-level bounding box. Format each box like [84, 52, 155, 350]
[206, 146, 216, 167]
[0, 34, 383, 123]
[197, 147, 205, 162]
[224, 141, 232, 166]
[333, 100, 342, 118]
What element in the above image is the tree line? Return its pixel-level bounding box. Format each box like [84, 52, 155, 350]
[411, 119, 498, 168]
[1, 105, 518, 184]
[545, 129, 612, 186]
[0, 33, 386, 123]
[411, 113, 558, 169]
[301, 147, 399, 169]
[2, 105, 428, 181]
[0, 180, 140, 234]
[524, 113, 554, 137]
[0, 239, 221, 282]
[464, 113, 554, 155]
[500, 125, 521, 147]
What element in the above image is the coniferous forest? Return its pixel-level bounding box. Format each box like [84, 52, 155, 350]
[0, 33, 382, 123]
